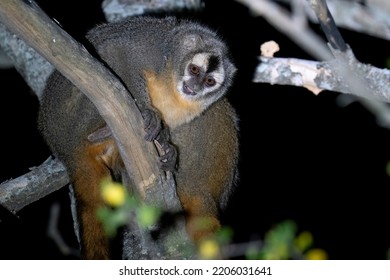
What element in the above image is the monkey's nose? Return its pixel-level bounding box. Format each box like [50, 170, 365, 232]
[183, 83, 197, 96]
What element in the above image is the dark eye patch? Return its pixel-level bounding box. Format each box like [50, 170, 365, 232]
[206, 55, 220, 73]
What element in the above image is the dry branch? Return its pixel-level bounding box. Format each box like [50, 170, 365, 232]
[0, 157, 68, 213]
[307, 0, 390, 41]
[0, 0, 161, 189]
[0, 0, 193, 259]
[255, 55, 390, 98]
[236, 0, 332, 60]
[275, 0, 390, 41]
[102, 0, 203, 22]
[0, 24, 53, 99]
[238, 0, 390, 129]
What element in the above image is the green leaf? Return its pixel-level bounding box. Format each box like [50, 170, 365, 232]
[261, 220, 297, 259]
[97, 206, 129, 237]
[137, 205, 161, 228]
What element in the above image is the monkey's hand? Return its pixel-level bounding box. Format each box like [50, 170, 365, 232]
[141, 108, 177, 171]
[141, 108, 162, 142]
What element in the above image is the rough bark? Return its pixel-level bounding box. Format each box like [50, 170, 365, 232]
[0, 0, 200, 259]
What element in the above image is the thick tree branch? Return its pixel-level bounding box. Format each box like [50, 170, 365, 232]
[0, 0, 202, 211]
[0, 1, 161, 192]
[0, 0, 193, 258]
[255, 55, 390, 98]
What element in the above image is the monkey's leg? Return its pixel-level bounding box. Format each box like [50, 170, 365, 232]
[178, 193, 221, 243]
[71, 139, 118, 259]
[173, 100, 239, 244]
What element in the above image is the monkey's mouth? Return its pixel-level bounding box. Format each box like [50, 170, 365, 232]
[182, 83, 197, 96]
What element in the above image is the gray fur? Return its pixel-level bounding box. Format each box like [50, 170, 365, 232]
[38, 16, 239, 258]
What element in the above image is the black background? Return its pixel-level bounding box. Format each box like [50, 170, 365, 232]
[1, 0, 390, 260]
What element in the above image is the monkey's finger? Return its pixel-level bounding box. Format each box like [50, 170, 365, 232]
[159, 145, 177, 172]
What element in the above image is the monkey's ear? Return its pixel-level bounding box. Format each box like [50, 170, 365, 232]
[182, 34, 202, 50]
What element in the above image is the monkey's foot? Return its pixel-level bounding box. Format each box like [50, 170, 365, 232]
[141, 108, 162, 142]
[155, 127, 177, 171]
[158, 141, 177, 172]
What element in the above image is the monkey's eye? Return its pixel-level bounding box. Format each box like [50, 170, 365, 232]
[205, 76, 216, 87]
[189, 64, 200, 76]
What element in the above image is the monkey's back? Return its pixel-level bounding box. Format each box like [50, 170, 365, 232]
[38, 70, 104, 170]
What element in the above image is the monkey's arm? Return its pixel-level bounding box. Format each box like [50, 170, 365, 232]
[85, 31, 177, 171]
[87, 109, 177, 172]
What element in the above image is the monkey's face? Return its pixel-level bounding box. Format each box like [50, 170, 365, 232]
[177, 52, 228, 106]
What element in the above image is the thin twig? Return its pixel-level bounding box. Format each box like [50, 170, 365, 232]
[47, 202, 80, 258]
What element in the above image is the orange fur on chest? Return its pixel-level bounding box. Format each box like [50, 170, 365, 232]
[144, 70, 202, 129]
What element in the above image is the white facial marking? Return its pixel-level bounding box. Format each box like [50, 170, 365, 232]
[191, 53, 209, 67]
[177, 53, 226, 99]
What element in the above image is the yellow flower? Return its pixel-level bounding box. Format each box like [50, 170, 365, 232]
[199, 239, 220, 259]
[101, 181, 126, 207]
[305, 248, 328, 260]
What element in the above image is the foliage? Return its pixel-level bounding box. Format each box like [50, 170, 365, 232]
[97, 178, 161, 237]
[245, 220, 327, 260]
[98, 180, 327, 260]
